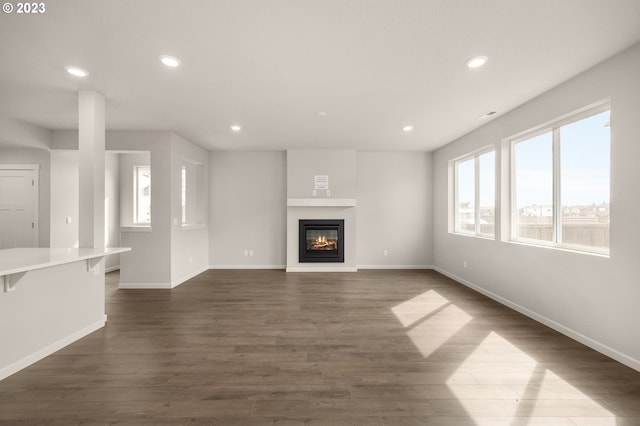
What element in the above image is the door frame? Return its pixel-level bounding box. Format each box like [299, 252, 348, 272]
[0, 164, 40, 247]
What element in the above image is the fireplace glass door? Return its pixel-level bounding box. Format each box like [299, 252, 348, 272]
[299, 219, 344, 263]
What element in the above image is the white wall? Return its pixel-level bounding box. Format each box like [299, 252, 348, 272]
[0, 148, 50, 247]
[432, 43, 640, 370]
[357, 151, 433, 268]
[108, 132, 172, 288]
[105, 152, 120, 271]
[51, 130, 209, 287]
[209, 150, 435, 271]
[210, 151, 286, 268]
[287, 149, 357, 198]
[50, 150, 120, 269]
[169, 133, 209, 284]
[50, 151, 79, 248]
[0, 118, 50, 150]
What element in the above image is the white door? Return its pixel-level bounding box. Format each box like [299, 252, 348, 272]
[0, 167, 38, 248]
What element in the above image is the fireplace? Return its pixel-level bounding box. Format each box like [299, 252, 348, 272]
[299, 219, 344, 263]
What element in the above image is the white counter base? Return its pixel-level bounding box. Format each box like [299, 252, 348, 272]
[0, 247, 130, 381]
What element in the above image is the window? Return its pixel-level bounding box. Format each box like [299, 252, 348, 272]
[133, 165, 151, 224]
[181, 159, 205, 226]
[511, 105, 610, 253]
[454, 149, 495, 237]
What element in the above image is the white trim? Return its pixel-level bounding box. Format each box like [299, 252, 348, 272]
[209, 265, 286, 270]
[287, 198, 356, 207]
[285, 267, 357, 272]
[358, 265, 434, 270]
[181, 223, 206, 230]
[171, 266, 209, 288]
[104, 265, 120, 273]
[181, 156, 203, 165]
[0, 164, 40, 171]
[0, 316, 106, 381]
[120, 226, 152, 233]
[433, 266, 640, 373]
[118, 282, 172, 289]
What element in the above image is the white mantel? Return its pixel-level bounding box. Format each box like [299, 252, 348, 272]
[287, 198, 356, 207]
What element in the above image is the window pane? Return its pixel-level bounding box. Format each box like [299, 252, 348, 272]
[134, 166, 151, 224]
[181, 165, 187, 224]
[478, 151, 495, 236]
[514, 132, 553, 241]
[456, 158, 475, 233]
[560, 110, 610, 249]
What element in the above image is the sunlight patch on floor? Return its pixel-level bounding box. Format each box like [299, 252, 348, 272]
[447, 332, 615, 421]
[405, 304, 473, 358]
[391, 289, 450, 328]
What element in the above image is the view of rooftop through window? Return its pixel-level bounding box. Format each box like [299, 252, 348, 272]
[513, 109, 610, 251]
[455, 150, 495, 236]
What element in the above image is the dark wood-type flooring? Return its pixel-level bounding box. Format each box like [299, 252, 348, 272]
[1, 269, 640, 425]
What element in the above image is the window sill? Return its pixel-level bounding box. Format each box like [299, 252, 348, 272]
[181, 223, 206, 230]
[120, 226, 152, 233]
[450, 231, 495, 241]
[507, 238, 609, 257]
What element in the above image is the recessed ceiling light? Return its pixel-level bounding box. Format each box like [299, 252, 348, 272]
[480, 111, 497, 120]
[403, 125, 414, 132]
[230, 125, 242, 132]
[65, 66, 89, 77]
[159, 55, 181, 67]
[466, 56, 488, 69]
[317, 111, 328, 117]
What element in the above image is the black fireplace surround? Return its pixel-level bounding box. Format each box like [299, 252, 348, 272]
[299, 219, 344, 263]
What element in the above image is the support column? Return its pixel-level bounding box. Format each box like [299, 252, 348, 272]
[78, 90, 106, 248]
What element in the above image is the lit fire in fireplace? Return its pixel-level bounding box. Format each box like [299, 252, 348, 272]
[309, 235, 337, 250]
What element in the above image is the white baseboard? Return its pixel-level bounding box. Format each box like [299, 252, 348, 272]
[209, 265, 286, 270]
[118, 282, 172, 289]
[0, 316, 107, 381]
[358, 265, 434, 270]
[105, 265, 120, 273]
[171, 266, 209, 288]
[285, 267, 358, 272]
[433, 266, 640, 373]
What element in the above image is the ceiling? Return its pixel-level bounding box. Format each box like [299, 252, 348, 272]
[1, 0, 639, 152]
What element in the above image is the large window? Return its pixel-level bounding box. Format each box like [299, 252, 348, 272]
[454, 149, 495, 237]
[511, 105, 610, 253]
[133, 165, 151, 224]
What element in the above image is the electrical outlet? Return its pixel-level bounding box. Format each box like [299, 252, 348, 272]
[463, 260, 467, 269]
[326, 189, 331, 196]
[312, 189, 317, 196]
[249, 249, 254, 257]
[65, 216, 72, 225]
[189, 256, 193, 264]
[383, 249, 389, 256]
[243, 250, 249, 257]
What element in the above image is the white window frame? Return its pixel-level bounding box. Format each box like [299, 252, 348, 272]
[452, 147, 496, 238]
[133, 165, 151, 225]
[181, 157, 206, 229]
[507, 101, 610, 255]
